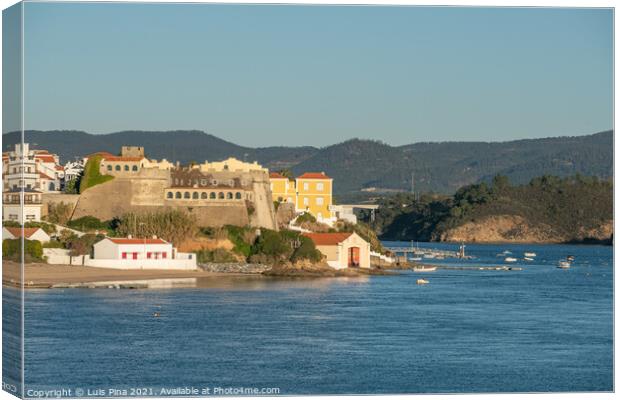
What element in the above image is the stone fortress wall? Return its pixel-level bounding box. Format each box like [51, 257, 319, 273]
[47, 147, 278, 230]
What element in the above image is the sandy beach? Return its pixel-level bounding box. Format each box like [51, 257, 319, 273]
[2, 261, 245, 288]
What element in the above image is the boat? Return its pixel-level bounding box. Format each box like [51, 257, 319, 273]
[423, 254, 436, 259]
[410, 257, 422, 261]
[558, 260, 571, 269]
[504, 257, 518, 262]
[524, 252, 536, 257]
[416, 279, 429, 285]
[567, 255, 575, 262]
[413, 266, 437, 272]
[502, 250, 512, 255]
[524, 257, 534, 261]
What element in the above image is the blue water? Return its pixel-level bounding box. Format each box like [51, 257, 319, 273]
[5, 243, 614, 395]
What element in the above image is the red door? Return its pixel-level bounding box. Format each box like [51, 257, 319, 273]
[348, 247, 360, 267]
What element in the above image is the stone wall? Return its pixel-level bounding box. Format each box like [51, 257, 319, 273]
[71, 168, 277, 229]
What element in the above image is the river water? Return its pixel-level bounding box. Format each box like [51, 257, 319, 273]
[3, 242, 613, 395]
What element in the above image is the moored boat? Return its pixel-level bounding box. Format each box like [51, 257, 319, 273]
[416, 279, 429, 285]
[524, 257, 534, 261]
[558, 260, 571, 269]
[524, 252, 536, 257]
[504, 257, 518, 262]
[413, 266, 437, 272]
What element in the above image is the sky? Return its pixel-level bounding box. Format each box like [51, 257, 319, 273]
[3, 3, 614, 147]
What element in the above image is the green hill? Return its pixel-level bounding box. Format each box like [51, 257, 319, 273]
[369, 175, 613, 244]
[3, 129, 612, 194]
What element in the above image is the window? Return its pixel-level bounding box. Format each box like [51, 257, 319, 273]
[107, 165, 112, 171]
[115, 165, 121, 171]
[26, 215, 35, 221]
[147, 252, 152, 259]
[303, 197, 309, 206]
[316, 182, 324, 191]
[212, 179, 218, 185]
[132, 252, 138, 260]
[122, 252, 127, 259]
[132, 165, 138, 171]
[9, 214, 18, 221]
[175, 192, 182, 199]
[218, 192, 225, 199]
[235, 192, 242, 199]
[201, 179, 207, 186]
[210, 192, 216, 199]
[316, 197, 324, 205]
[193, 192, 199, 199]
[278, 196, 283, 202]
[303, 182, 309, 191]
[167, 192, 173, 199]
[124, 165, 129, 171]
[201, 192, 208, 199]
[184, 192, 190, 199]
[162, 252, 167, 259]
[227, 192, 233, 199]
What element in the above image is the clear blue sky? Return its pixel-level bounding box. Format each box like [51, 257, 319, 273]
[9, 3, 615, 146]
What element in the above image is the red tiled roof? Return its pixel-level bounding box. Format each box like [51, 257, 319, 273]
[303, 232, 353, 246]
[39, 172, 55, 180]
[35, 155, 56, 162]
[55, 165, 64, 171]
[269, 172, 286, 179]
[107, 237, 169, 245]
[4, 227, 42, 239]
[297, 172, 331, 180]
[86, 151, 115, 158]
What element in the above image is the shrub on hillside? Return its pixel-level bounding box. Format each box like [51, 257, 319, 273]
[67, 216, 109, 232]
[116, 210, 197, 247]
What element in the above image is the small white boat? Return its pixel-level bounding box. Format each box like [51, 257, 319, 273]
[416, 279, 429, 285]
[524, 252, 536, 257]
[524, 257, 534, 261]
[413, 266, 437, 272]
[423, 254, 436, 259]
[410, 257, 422, 261]
[558, 261, 571, 269]
[502, 250, 512, 255]
[504, 257, 518, 263]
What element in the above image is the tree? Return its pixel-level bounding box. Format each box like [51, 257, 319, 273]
[47, 202, 73, 225]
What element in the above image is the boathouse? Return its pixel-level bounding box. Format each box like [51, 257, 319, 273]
[303, 232, 370, 269]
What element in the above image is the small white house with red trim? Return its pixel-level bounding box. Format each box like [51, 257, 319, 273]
[89, 237, 197, 270]
[303, 232, 370, 269]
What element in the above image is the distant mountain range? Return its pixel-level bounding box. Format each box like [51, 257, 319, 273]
[3, 129, 613, 195]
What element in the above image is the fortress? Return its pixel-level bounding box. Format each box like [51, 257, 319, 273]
[57, 146, 278, 230]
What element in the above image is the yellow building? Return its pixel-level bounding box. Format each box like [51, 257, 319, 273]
[295, 172, 333, 222]
[269, 172, 296, 204]
[269, 171, 335, 224]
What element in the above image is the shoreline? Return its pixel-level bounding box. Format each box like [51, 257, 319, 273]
[2, 261, 397, 289]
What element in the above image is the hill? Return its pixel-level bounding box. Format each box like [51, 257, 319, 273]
[3, 129, 612, 194]
[368, 175, 613, 244]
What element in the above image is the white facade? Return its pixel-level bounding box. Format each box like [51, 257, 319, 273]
[91, 237, 197, 270]
[2, 143, 64, 193]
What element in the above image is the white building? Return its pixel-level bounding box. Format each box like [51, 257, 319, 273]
[2, 143, 64, 193]
[2, 226, 51, 243]
[303, 232, 371, 269]
[63, 160, 85, 183]
[90, 237, 197, 270]
[2, 188, 43, 223]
